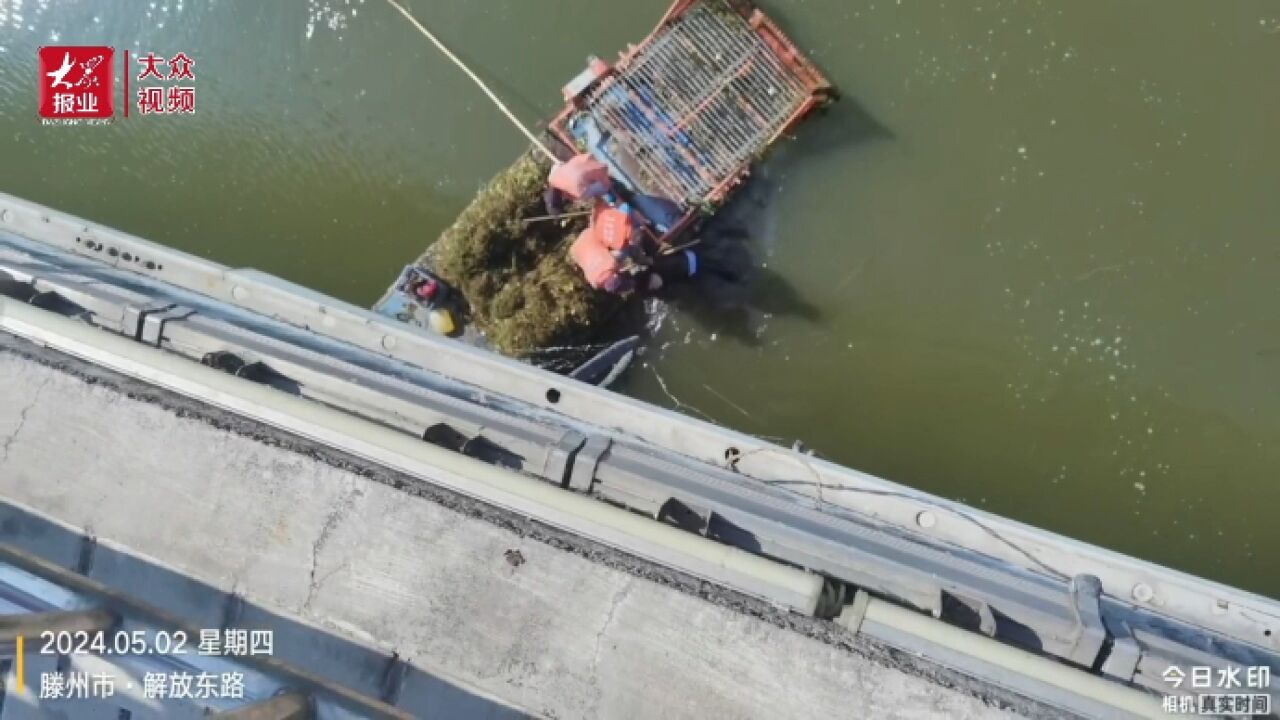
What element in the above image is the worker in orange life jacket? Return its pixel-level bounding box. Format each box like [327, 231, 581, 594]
[571, 224, 635, 294]
[545, 153, 613, 216]
[570, 203, 700, 294]
[592, 202, 636, 252]
[570, 235, 699, 294]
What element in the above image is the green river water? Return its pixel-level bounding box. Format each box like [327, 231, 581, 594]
[1, 0, 1277, 596]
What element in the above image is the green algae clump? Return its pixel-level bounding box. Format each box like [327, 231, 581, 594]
[424, 150, 621, 357]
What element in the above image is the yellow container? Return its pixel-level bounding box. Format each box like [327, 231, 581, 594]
[428, 307, 456, 336]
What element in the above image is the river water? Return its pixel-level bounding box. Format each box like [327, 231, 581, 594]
[1, 0, 1277, 597]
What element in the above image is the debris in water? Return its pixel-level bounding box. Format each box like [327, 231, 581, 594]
[425, 151, 620, 357]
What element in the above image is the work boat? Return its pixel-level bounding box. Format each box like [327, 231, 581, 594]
[374, 0, 832, 383]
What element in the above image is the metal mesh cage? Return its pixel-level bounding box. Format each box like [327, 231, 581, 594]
[582, 1, 813, 207]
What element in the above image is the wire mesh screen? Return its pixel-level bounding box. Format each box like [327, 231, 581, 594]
[583, 1, 811, 207]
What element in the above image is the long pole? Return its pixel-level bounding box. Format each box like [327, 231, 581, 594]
[520, 209, 594, 225]
[383, 0, 559, 163]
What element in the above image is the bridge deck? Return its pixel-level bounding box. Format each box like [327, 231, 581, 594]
[0, 337, 1020, 720]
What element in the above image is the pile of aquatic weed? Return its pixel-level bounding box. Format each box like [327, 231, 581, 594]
[424, 150, 621, 357]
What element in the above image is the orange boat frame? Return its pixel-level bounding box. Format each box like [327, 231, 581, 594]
[548, 0, 834, 245]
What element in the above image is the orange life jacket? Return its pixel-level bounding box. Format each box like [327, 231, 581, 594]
[570, 227, 619, 289]
[593, 205, 634, 252]
[548, 154, 612, 200]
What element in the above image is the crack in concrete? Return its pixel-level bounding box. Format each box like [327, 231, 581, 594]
[1, 376, 51, 466]
[302, 483, 361, 613]
[591, 579, 632, 674]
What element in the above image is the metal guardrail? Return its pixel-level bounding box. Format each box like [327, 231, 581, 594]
[0, 302, 1153, 719]
[0, 193, 1277, 715]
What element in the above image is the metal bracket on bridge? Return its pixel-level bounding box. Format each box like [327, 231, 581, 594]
[139, 304, 194, 347]
[541, 430, 587, 487]
[947, 591, 998, 637]
[122, 302, 175, 341]
[658, 498, 715, 536]
[836, 589, 872, 635]
[1100, 617, 1142, 682]
[566, 435, 611, 494]
[1064, 574, 1108, 667]
[0, 275, 33, 300]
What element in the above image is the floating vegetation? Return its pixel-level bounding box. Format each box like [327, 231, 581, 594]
[424, 150, 622, 357]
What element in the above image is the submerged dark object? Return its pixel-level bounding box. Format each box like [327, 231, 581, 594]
[567, 335, 641, 387]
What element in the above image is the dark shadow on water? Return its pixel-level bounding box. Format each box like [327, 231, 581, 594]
[653, 93, 891, 347]
[597, 93, 891, 351]
[662, 238, 823, 348]
[714, 93, 893, 221]
[779, 94, 895, 164]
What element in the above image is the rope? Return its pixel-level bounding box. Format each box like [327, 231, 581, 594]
[383, 0, 559, 163]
